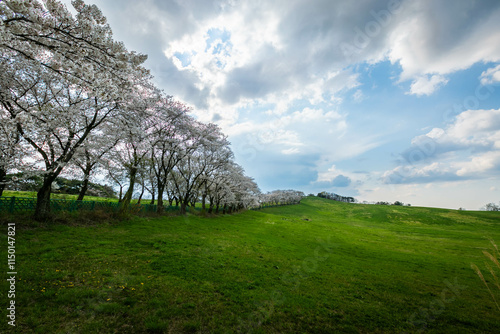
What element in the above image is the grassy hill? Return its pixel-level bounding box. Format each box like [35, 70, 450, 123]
[1, 197, 500, 333]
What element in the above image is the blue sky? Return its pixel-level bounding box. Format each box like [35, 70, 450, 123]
[61, 0, 500, 209]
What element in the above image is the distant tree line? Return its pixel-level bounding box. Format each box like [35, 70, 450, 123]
[317, 191, 356, 203]
[313, 193, 411, 206]
[485, 202, 500, 211]
[374, 201, 409, 206]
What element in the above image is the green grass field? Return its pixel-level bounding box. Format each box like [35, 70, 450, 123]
[2, 191, 121, 203]
[1, 196, 500, 333]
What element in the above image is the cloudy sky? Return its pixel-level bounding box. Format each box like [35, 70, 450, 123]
[62, 0, 500, 209]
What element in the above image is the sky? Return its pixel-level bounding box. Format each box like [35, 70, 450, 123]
[60, 0, 500, 210]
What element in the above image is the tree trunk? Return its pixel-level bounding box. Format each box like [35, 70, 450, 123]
[0, 168, 6, 197]
[77, 171, 90, 201]
[156, 183, 165, 214]
[118, 185, 123, 203]
[137, 182, 145, 204]
[121, 166, 137, 212]
[34, 174, 56, 221]
[180, 199, 187, 215]
[201, 193, 207, 212]
[77, 153, 93, 201]
[149, 190, 155, 205]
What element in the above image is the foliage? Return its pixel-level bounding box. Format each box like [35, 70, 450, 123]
[1, 0, 149, 219]
[53, 178, 117, 198]
[5, 174, 116, 198]
[317, 191, 355, 203]
[485, 202, 500, 211]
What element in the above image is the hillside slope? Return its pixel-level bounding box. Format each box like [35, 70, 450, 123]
[1, 197, 500, 333]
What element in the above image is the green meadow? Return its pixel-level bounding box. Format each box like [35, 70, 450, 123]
[1, 196, 500, 333]
[1, 191, 120, 203]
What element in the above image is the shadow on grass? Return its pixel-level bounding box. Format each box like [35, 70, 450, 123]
[0, 205, 243, 229]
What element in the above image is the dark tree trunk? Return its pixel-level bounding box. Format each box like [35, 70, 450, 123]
[77, 153, 93, 201]
[201, 193, 207, 212]
[156, 183, 165, 214]
[149, 190, 155, 205]
[208, 196, 214, 214]
[137, 182, 145, 204]
[118, 185, 123, 202]
[77, 171, 90, 201]
[0, 168, 7, 197]
[121, 166, 137, 212]
[34, 174, 57, 221]
[180, 198, 187, 215]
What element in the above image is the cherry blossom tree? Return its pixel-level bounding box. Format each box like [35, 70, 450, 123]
[148, 96, 192, 213]
[0, 115, 22, 196]
[103, 157, 127, 202]
[1, 0, 148, 99]
[71, 129, 119, 200]
[1, 0, 148, 220]
[204, 161, 259, 214]
[1, 63, 121, 219]
[111, 92, 155, 212]
[171, 122, 232, 214]
[259, 190, 304, 208]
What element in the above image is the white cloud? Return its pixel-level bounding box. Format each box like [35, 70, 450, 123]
[282, 148, 300, 155]
[157, 0, 498, 107]
[317, 165, 349, 183]
[352, 89, 364, 102]
[480, 64, 500, 85]
[438, 109, 500, 150]
[408, 74, 449, 96]
[456, 151, 500, 176]
[61, 0, 500, 108]
[227, 107, 347, 156]
[382, 162, 458, 185]
[384, 109, 500, 184]
[388, 2, 500, 82]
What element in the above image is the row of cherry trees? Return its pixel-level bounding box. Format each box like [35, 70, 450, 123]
[258, 190, 305, 207]
[1, 0, 294, 220]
